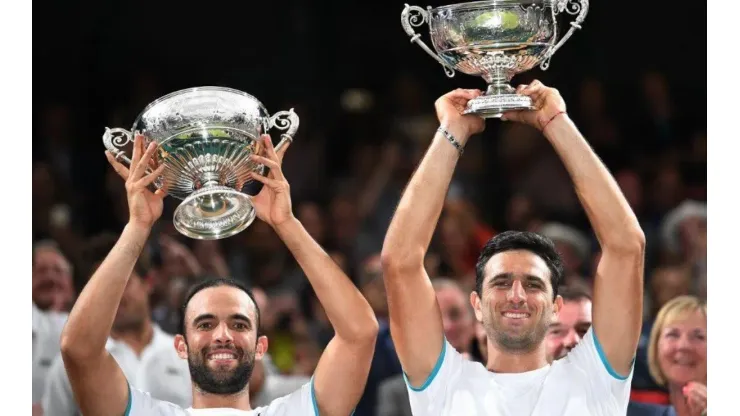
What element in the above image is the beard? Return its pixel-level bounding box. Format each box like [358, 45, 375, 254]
[486, 305, 551, 353]
[188, 345, 256, 395]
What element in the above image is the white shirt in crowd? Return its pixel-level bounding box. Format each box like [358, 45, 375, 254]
[125, 378, 318, 416]
[42, 324, 192, 415]
[405, 328, 633, 416]
[32, 302, 68, 404]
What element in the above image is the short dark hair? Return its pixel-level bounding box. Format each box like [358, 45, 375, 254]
[557, 283, 592, 303]
[179, 277, 261, 337]
[83, 233, 151, 279]
[475, 231, 564, 299]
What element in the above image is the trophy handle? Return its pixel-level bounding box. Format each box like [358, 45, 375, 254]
[401, 4, 456, 78]
[540, 0, 589, 70]
[102, 127, 135, 165]
[268, 109, 300, 152]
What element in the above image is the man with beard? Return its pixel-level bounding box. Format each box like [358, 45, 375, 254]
[380, 82, 645, 415]
[43, 233, 191, 414]
[545, 284, 592, 362]
[60, 134, 378, 415]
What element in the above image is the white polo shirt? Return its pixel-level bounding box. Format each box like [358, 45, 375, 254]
[32, 303, 68, 404]
[124, 378, 318, 415]
[42, 325, 192, 415]
[404, 328, 634, 416]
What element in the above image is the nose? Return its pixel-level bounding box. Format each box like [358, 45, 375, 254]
[562, 329, 581, 348]
[506, 280, 526, 304]
[676, 333, 693, 349]
[212, 322, 234, 343]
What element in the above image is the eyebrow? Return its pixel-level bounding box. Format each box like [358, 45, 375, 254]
[192, 313, 253, 329]
[489, 273, 546, 284]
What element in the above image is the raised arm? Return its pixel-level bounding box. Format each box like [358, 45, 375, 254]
[59, 136, 165, 416]
[379, 89, 485, 387]
[249, 135, 379, 416]
[504, 81, 645, 377]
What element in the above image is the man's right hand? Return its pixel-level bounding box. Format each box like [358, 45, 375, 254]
[435, 89, 486, 145]
[105, 134, 166, 229]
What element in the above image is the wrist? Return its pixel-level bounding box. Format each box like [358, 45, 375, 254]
[541, 111, 570, 137]
[272, 215, 300, 235]
[124, 220, 153, 236]
[439, 120, 471, 146]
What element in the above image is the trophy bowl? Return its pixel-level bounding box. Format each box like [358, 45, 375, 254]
[402, 0, 588, 118]
[103, 86, 299, 240]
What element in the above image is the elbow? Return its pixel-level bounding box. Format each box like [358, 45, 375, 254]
[380, 245, 425, 276]
[59, 331, 97, 364]
[602, 226, 646, 255]
[343, 311, 379, 346]
[59, 333, 81, 363]
[354, 312, 380, 345]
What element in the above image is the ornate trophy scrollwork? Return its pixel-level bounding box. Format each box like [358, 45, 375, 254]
[401, 4, 456, 78]
[540, 0, 589, 70]
[268, 108, 300, 152]
[102, 128, 135, 164]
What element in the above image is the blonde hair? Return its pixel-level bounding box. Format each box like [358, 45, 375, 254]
[647, 295, 707, 386]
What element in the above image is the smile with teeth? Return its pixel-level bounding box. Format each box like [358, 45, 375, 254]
[209, 353, 237, 360]
[502, 312, 530, 319]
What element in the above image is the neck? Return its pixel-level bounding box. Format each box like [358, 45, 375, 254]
[111, 319, 154, 357]
[668, 384, 691, 416]
[192, 386, 252, 410]
[485, 339, 548, 373]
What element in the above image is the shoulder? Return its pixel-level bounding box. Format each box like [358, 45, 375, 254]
[127, 385, 186, 416]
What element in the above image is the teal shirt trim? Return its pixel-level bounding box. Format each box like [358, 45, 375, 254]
[403, 338, 447, 392]
[310, 376, 319, 416]
[310, 376, 356, 416]
[592, 329, 634, 380]
[123, 383, 132, 416]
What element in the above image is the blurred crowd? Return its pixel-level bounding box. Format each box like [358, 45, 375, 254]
[32, 69, 706, 415]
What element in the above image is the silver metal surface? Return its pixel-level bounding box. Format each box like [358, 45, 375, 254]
[401, 0, 588, 118]
[102, 86, 299, 239]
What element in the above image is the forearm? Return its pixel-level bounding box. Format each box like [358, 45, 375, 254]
[381, 132, 461, 270]
[60, 222, 150, 359]
[544, 116, 645, 249]
[274, 218, 377, 342]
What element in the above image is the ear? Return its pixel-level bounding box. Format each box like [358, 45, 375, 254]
[175, 334, 188, 360]
[553, 295, 563, 317]
[470, 291, 483, 323]
[255, 335, 269, 360]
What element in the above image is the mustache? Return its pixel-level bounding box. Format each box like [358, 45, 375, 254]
[499, 304, 531, 312]
[202, 345, 244, 358]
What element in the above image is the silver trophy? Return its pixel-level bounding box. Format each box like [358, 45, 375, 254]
[103, 86, 299, 240]
[401, 0, 588, 118]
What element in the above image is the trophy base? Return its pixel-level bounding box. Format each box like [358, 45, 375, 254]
[463, 94, 534, 119]
[173, 185, 256, 240]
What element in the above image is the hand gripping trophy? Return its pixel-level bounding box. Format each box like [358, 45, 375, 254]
[401, 0, 588, 118]
[102, 86, 299, 240]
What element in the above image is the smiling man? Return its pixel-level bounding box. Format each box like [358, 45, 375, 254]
[60, 134, 378, 415]
[545, 284, 593, 362]
[380, 83, 645, 415]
